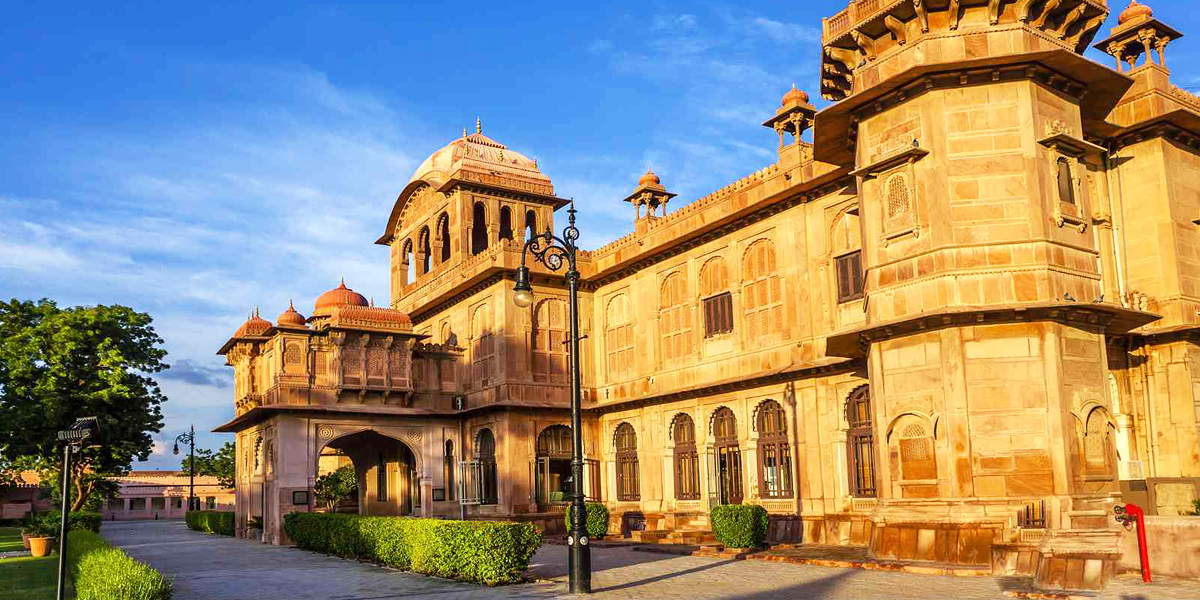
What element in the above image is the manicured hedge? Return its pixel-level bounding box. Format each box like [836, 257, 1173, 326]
[185, 511, 234, 535]
[283, 512, 543, 585]
[564, 502, 610, 539]
[67, 529, 172, 600]
[41, 510, 102, 534]
[710, 504, 769, 549]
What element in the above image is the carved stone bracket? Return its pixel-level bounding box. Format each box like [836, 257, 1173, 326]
[912, 0, 929, 33]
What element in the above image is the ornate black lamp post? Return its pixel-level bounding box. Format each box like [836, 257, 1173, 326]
[173, 425, 197, 512]
[55, 416, 99, 600]
[512, 203, 591, 594]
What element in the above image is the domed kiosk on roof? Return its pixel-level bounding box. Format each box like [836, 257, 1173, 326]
[232, 309, 272, 338]
[276, 301, 307, 328]
[313, 279, 369, 318]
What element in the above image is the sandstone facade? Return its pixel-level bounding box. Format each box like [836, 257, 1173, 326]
[216, 0, 1200, 591]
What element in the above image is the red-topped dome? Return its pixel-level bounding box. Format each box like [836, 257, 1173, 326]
[313, 279, 369, 317]
[233, 309, 272, 338]
[277, 301, 307, 328]
[1119, 0, 1153, 24]
[638, 169, 661, 187]
[782, 84, 810, 105]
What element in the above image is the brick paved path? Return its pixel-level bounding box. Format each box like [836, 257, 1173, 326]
[102, 520, 1199, 599]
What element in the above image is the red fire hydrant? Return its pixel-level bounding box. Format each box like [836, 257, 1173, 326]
[1114, 503, 1151, 583]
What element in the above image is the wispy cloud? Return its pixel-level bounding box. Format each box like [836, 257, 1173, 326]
[160, 358, 232, 388]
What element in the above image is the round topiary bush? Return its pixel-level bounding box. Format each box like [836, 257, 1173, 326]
[710, 504, 768, 549]
[565, 502, 610, 539]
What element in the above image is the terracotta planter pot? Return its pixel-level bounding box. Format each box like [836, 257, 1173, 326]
[28, 537, 55, 558]
[21, 531, 31, 550]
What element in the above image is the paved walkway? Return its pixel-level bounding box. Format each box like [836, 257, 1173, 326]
[101, 520, 1199, 599]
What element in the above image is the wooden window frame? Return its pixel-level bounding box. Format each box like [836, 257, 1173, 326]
[846, 387, 877, 498]
[756, 401, 794, 499]
[834, 249, 864, 303]
[702, 292, 734, 338]
[477, 429, 498, 505]
[713, 407, 744, 505]
[615, 423, 640, 502]
[606, 294, 634, 380]
[673, 414, 700, 500]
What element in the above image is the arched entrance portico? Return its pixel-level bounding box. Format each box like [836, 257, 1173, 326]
[321, 430, 421, 516]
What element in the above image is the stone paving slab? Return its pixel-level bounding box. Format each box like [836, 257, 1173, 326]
[101, 520, 1200, 600]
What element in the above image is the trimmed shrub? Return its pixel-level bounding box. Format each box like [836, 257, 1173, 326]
[564, 502, 609, 539]
[185, 511, 234, 535]
[40, 510, 102, 534]
[710, 504, 769, 549]
[67, 529, 172, 600]
[283, 512, 543, 585]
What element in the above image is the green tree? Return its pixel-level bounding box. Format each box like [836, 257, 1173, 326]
[180, 441, 236, 489]
[313, 465, 357, 510]
[0, 299, 168, 511]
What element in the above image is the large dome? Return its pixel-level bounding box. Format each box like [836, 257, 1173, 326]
[408, 121, 553, 192]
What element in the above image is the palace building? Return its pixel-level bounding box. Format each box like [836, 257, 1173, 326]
[217, 0, 1200, 591]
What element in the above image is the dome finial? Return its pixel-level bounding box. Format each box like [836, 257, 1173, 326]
[476, 117, 482, 134]
[1119, 0, 1153, 24]
[463, 126, 467, 137]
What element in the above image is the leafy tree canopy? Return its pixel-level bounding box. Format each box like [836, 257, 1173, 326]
[180, 441, 235, 489]
[0, 299, 169, 511]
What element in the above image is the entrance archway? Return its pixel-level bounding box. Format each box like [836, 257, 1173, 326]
[322, 430, 420, 516]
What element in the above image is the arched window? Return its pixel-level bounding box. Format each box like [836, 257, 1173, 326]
[757, 400, 793, 499]
[499, 206, 513, 241]
[1084, 409, 1111, 473]
[538, 424, 572, 456]
[536, 425, 573, 504]
[1057, 157, 1075, 205]
[471, 202, 488, 255]
[477, 429, 497, 505]
[660, 272, 692, 362]
[700, 257, 733, 337]
[471, 305, 494, 388]
[615, 423, 640, 501]
[886, 173, 910, 218]
[672, 414, 700, 500]
[606, 294, 634, 380]
[894, 418, 936, 481]
[846, 386, 877, 497]
[419, 226, 432, 275]
[402, 239, 415, 286]
[742, 240, 783, 342]
[712, 407, 743, 505]
[439, 213, 451, 263]
[525, 209, 537, 240]
[532, 298, 568, 384]
[444, 440, 455, 501]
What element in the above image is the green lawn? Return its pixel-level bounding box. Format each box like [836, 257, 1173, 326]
[0, 555, 65, 600]
[0, 526, 25, 552]
[0, 527, 72, 599]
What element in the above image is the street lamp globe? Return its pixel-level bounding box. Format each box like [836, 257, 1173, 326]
[513, 265, 534, 308]
[172, 442, 179, 455]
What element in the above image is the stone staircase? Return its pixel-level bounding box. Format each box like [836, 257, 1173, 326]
[628, 529, 717, 545]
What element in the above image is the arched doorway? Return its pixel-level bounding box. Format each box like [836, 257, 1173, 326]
[321, 430, 421, 516]
[711, 407, 743, 505]
[535, 425, 573, 508]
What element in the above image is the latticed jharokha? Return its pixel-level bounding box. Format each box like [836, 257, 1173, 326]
[217, 2, 1200, 591]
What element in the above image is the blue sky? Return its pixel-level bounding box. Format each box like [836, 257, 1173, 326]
[2, 1, 1198, 470]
